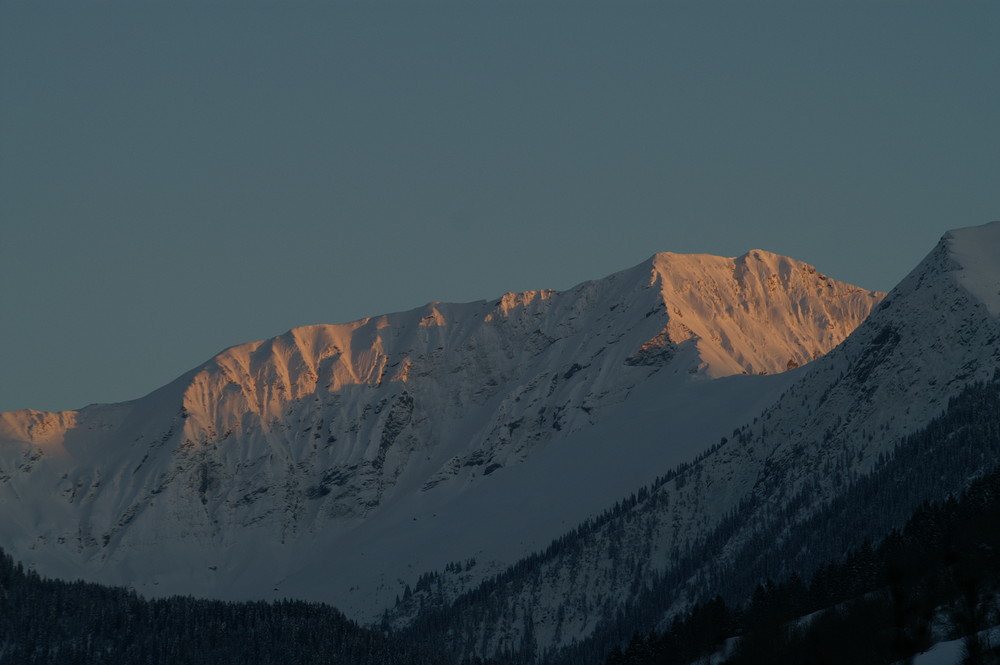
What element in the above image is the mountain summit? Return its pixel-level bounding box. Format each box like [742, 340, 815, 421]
[0, 248, 881, 618]
[643, 249, 878, 375]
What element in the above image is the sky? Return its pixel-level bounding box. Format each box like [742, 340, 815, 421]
[1, 1, 998, 413]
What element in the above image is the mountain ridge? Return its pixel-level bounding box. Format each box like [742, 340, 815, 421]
[0, 246, 882, 622]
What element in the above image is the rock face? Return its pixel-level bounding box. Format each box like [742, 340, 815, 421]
[0, 248, 881, 619]
[644, 250, 880, 376]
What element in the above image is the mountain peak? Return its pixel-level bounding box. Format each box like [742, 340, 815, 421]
[945, 221, 1000, 317]
[646, 249, 884, 376]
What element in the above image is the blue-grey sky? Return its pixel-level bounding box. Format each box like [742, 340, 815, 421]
[2, 1, 998, 413]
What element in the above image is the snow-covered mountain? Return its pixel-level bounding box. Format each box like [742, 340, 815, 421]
[0, 249, 880, 619]
[387, 222, 1000, 661]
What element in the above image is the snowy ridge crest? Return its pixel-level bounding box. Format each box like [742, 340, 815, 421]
[945, 220, 1000, 317]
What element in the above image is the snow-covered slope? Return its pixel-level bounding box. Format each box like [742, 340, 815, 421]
[0, 249, 880, 620]
[394, 223, 1000, 659]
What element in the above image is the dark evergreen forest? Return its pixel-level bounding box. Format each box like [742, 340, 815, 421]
[0, 552, 450, 665]
[605, 456, 1000, 665]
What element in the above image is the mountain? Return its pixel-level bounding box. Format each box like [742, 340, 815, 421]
[0, 249, 880, 622]
[386, 222, 1000, 662]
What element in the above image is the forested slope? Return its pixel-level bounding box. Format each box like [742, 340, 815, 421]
[0, 553, 450, 665]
